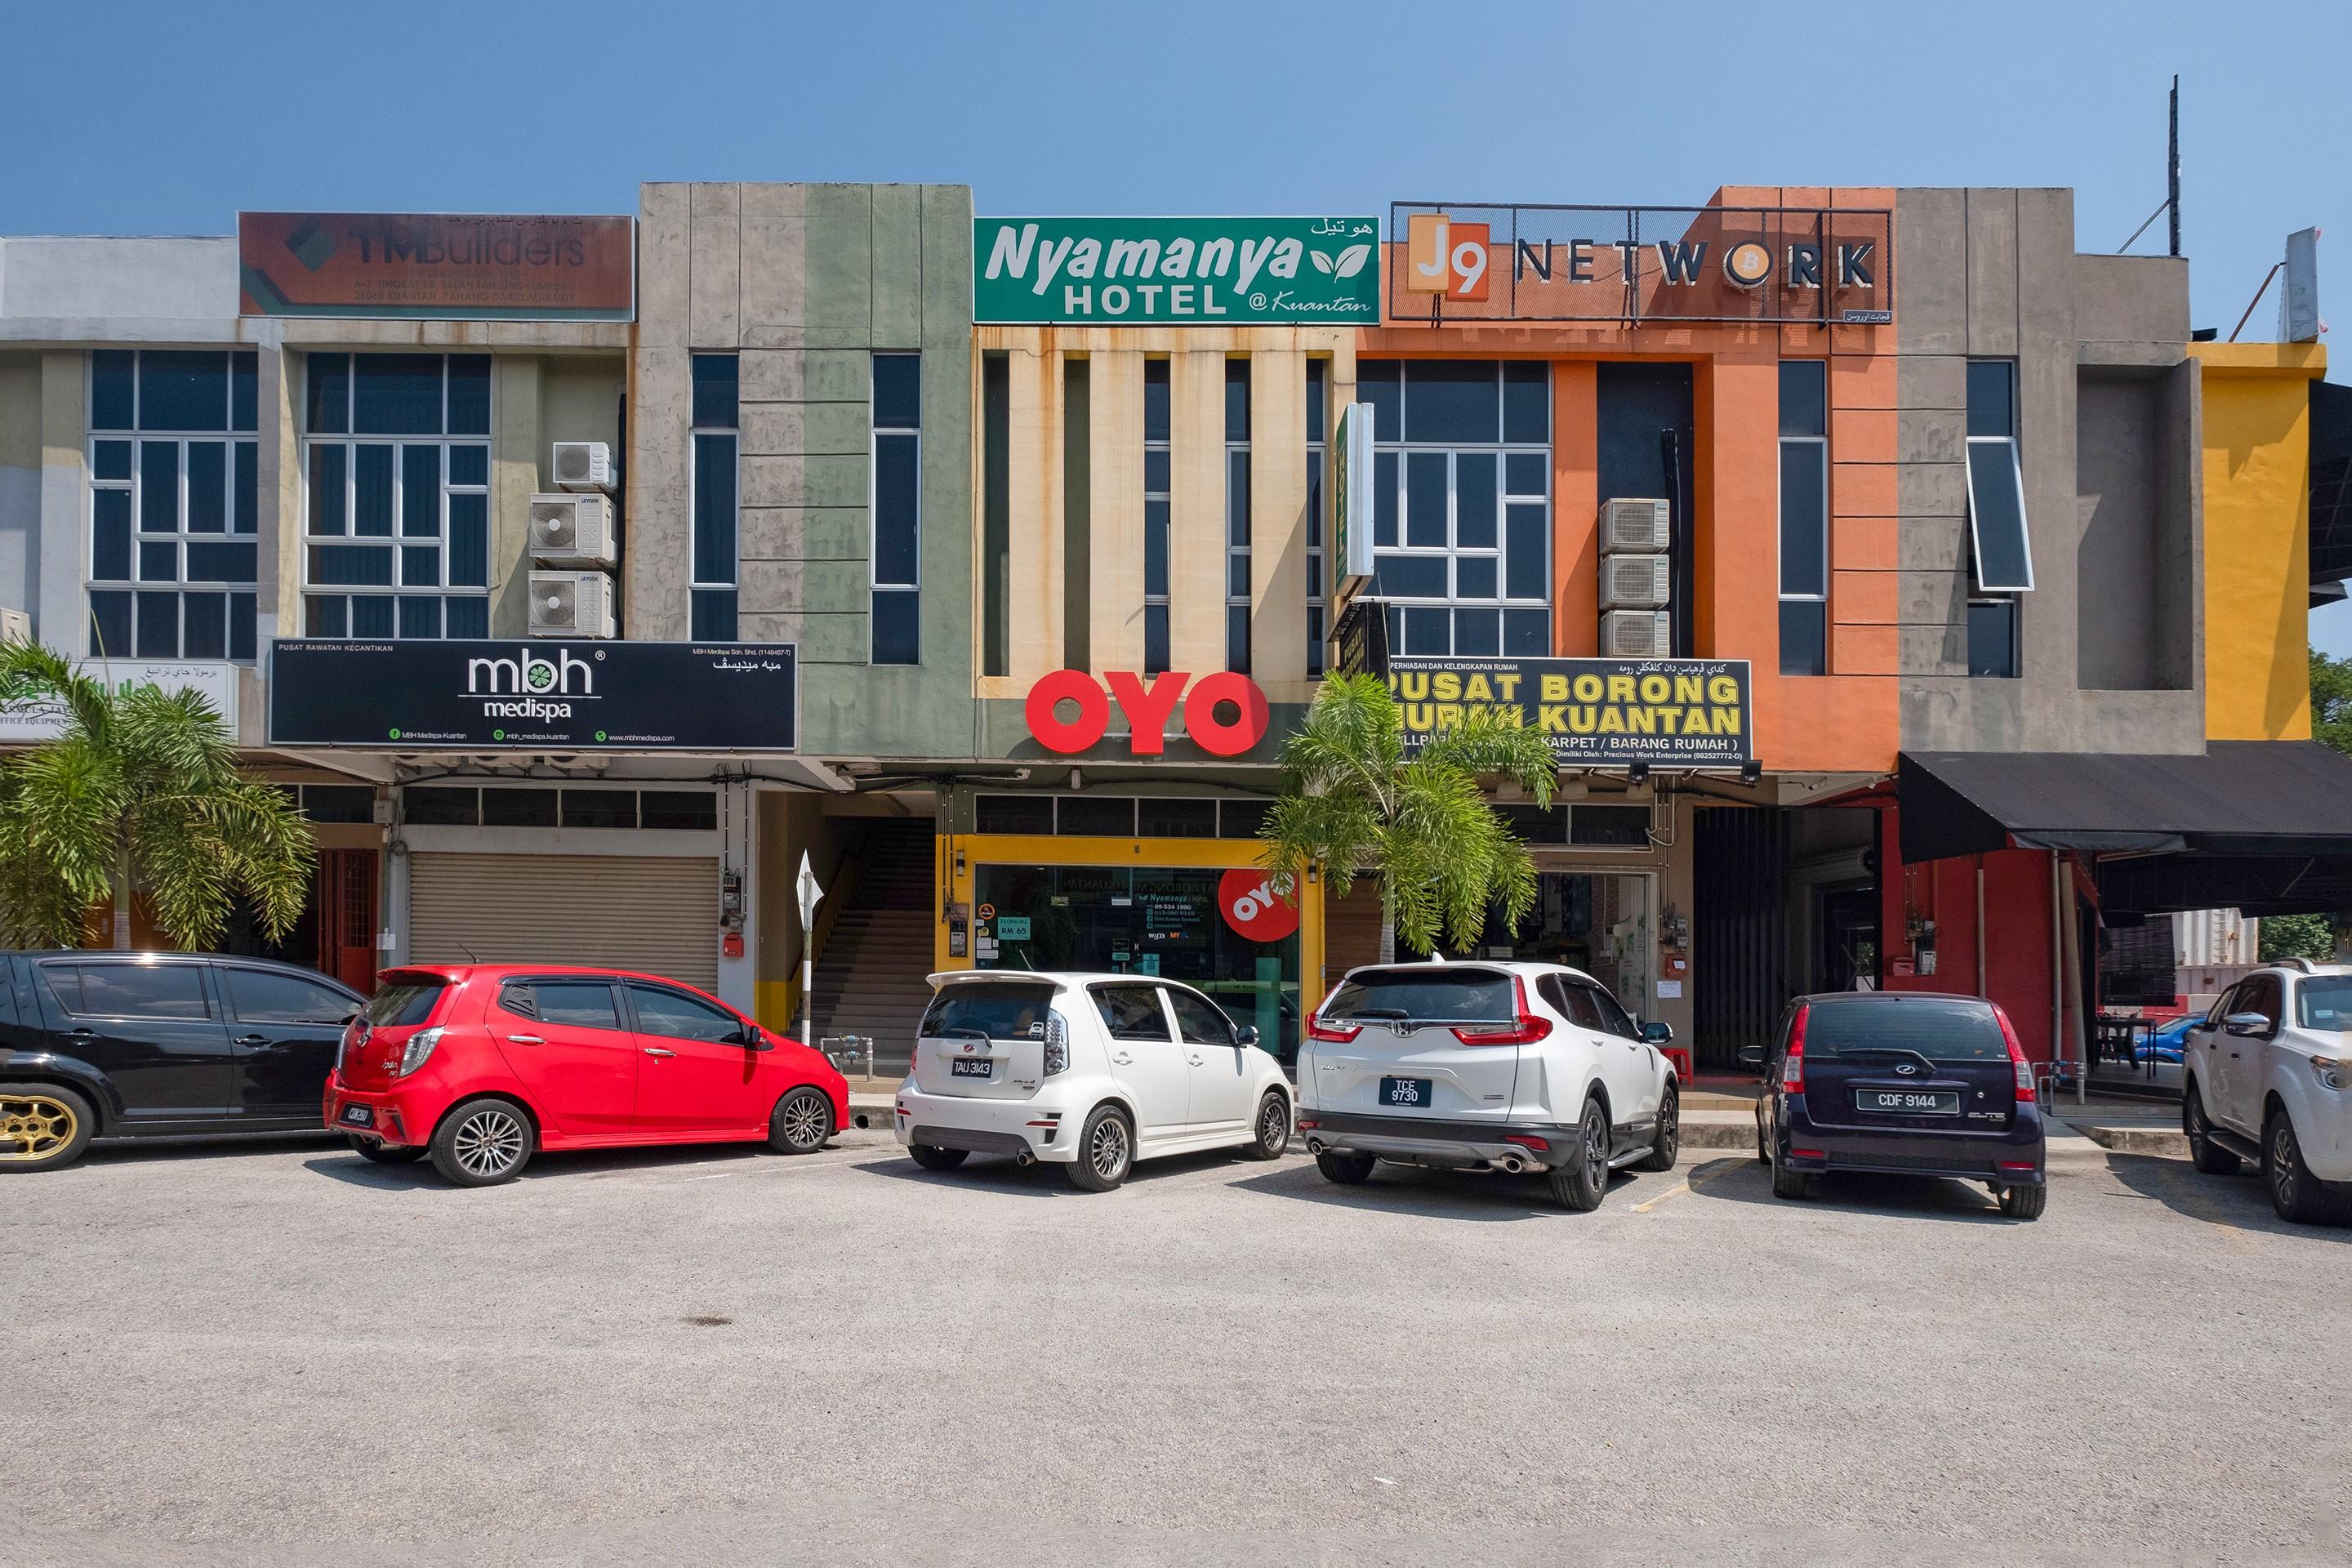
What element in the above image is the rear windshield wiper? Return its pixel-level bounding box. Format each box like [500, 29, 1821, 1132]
[1833, 1046, 1944, 1075]
[938, 1026, 992, 1042]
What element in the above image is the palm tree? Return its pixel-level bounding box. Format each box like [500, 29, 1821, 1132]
[0, 639, 314, 951]
[1259, 672, 1559, 958]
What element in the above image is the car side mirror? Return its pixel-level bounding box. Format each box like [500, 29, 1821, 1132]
[738, 1027, 774, 1051]
[2223, 1012, 2270, 1038]
[1234, 1025, 1259, 1049]
[1737, 1045, 1765, 1069]
[1642, 1021, 1674, 1045]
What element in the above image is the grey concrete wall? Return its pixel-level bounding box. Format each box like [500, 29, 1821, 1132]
[1894, 188, 2203, 755]
[630, 182, 975, 760]
[2076, 368, 2195, 690]
[0, 237, 238, 342]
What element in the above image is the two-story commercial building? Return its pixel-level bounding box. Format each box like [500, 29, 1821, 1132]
[2, 181, 2341, 1080]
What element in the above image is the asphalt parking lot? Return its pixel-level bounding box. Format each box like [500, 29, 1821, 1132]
[8, 1125, 2350, 1568]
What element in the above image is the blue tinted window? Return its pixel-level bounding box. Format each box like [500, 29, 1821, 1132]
[398, 596, 440, 639]
[92, 351, 136, 430]
[189, 443, 226, 536]
[1966, 439, 2032, 591]
[1780, 599, 1827, 676]
[1143, 359, 1170, 441]
[691, 589, 737, 640]
[1306, 359, 1327, 443]
[873, 354, 920, 430]
[1405, 360, 1498, 443]
[140, 443, 177, 532]
[1502, 361, 1548, 443]
[1374, 451, 1398, 546]
[402, 445, 439, 537]
[234, 443, 257, 532]
[874, 432, 920, 586]
[229, 593, 256, 660]
[692, 354, 738, 429]
[92, 492, 131, 579]
[1780, 359, 1827, 438]
[135, 591, 177, 657]
[693, 432, 737, 588]
[444, 595, 488, 638]
[446, 356, 489, 435]
[184, 593, 227, 658]
[231, 352, 258, 432]
[351, 596, 396, 637]
[1505, 505, 1547, 599]
[1357, 359, 1401, 442]
[1405, 452, 1448, 548]
[1455, 452, 1496, 549]
[1504, 452, 1546, 496]
[94, 439, 132, 481]
[1144, 604, 1169, 674]
[306, 596, 347, 637]
[311, 545, 394, 586]
[140, 351, 228, 431]
[186, 541, 256, 583]
[88, 591, 131, 655]
[448, 494, 488, 586]
[1967, 361, 2015, 438]
[352, 354, 445, 436]
[448, 443, 488, 486]
[354, 445, 394, 537]
[309, 445, 346, 535]
[306, 354, 350, 434]
[873, 587, 919, 664]
[1779, 440, 1827, 596]
[1224, 359, 1250, 442]
[1503, 608, 1550, 656]
[1454, 608, 1500, 655]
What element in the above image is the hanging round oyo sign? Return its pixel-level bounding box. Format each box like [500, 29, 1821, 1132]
[1218, 867, 1300, 942]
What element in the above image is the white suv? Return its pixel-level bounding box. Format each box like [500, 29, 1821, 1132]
[893, 971, 1294, 1192]
[2181, 959, 2352, 1223]
[1297, 960, 1679, 1210]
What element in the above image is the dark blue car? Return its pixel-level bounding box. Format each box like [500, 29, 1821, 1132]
[1744, 991, 2047, 1219]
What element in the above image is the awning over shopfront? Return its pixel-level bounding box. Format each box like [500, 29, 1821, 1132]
[1899, 743, 2352, 915]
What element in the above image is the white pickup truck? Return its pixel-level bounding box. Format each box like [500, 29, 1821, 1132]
[2180, 959, 2352, 1223]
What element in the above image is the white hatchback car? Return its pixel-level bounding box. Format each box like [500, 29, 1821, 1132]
[1297, 960, 1680, 1210]
[893, 971, 1294, 1192]
[2181, 958, 2352, 1223]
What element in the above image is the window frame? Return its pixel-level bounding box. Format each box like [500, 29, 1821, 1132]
[688, 353, 740, 642]
[1143, 358, 1172, 675]
[1224, 357, 1252, 674]
[870, 351, 921, 664]
[1305, 357, 1328, 676]
[1363, 361, 1552, 660]
[621, 980, 749, 1044]
[298, 353, 493, 640]
[1775, 358, 1829, 678]
[86, 350, 261, 662]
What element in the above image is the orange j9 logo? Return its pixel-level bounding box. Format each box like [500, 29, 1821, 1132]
[1405, 212, 1490, 302]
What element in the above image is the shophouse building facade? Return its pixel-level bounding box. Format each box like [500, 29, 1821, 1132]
[2, 181, 2340, 1079]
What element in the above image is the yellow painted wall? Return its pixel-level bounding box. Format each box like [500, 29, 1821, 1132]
[2190, 341, 2328, 740]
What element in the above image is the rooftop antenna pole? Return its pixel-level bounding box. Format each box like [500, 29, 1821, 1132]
[2167, 74, 2181, 257]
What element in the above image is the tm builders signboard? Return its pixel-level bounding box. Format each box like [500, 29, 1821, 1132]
[974, 217, 1380, 325]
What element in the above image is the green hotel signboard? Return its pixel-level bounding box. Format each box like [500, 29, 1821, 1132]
[974, 217, 1381, 325]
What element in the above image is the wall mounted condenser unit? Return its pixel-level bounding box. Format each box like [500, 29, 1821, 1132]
[552, 441, 617, 494]
[528, 571, 617, 639]
[1601, 497, 1672, 555]
[529, 493, 617, 567]
[1600, 554, 1672, 609]
[1601, 609, 1672, 658]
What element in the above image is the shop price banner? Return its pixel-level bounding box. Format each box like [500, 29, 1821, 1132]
[1388, 657, 1751, 765]
[270, 639, 796, 751]
[975, 217, 1380, 324]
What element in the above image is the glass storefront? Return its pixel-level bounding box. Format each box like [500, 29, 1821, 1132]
[1454, 870, 1655, 1022]
[973, 863, 1301, 1062]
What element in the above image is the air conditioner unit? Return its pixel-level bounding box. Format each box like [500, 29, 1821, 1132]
[551, 441, 617, 494]
[0, 606, 29, 645]
[1601, 497, 1672, 554]
[1601, 554, 1671, 609]
[528, 571, 617, 639]
[528, 493, 616, 567]
[1601, 609, 1672, 658]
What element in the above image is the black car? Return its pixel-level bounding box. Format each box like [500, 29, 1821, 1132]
[1742, 991, 2048, 1219]
[0, 951, 366, 1173]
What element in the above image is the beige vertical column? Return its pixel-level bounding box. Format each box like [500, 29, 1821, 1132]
[1249, 347, 1308, 693]
[1169, 348, 1226, 674]
[38, 352, 87, 650]
[1004, 341, 1063, 683]
[1089, 350, 1145, 672]
[490, 358, 541, 639]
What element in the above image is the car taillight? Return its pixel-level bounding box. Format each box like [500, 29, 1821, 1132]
[1452, 977, 1553, 1046]
[1042, 1011, 1069, 1076]
[396, 1027, 444, 1078]
[1307, 1018, 1361, 1043]
[1503, 1133, 1550, 1152]
[1781, 1004, 1808, 1093]
[1992, 1004, 2034, 1102]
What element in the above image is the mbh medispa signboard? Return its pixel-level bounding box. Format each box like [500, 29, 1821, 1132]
[1389, 657, 1751, 765]
[269, 640, 795, 751]
[974, 217, 1380, 324]
[238, 212, 635, 320]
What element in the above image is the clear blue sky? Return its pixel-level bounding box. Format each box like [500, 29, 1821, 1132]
[10, 0, 2347, 642]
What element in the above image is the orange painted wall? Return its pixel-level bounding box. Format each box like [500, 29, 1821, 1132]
[1355, 186, 1900, 774]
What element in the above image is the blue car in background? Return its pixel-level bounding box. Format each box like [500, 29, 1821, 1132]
[2139, 1014, 2194, 1064]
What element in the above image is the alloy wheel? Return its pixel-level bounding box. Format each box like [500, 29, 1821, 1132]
[2271, 1120, 2300, 1209]
[1089, 1115, 1130, 1182]
[1259, 1097, 1286, 1151]
[0, 1094, 76, 1163]
[1659, 1090, 1680, 1165]
[779, 1093, 829, 1151]
[453, 1108, 527, 1180]
[1583, 1104, 1608, 1194]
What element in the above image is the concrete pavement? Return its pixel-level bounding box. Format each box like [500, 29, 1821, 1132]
[6, 1124, 2350, 1566]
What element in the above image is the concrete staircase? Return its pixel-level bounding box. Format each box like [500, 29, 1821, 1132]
[808, 820, 937, 1074]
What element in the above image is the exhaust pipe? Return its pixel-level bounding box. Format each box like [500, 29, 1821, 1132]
[1015, 1150, 1035, 1168]
[1495, 1156, 1525, 1174]
[1305, 1138, 1325, 1155]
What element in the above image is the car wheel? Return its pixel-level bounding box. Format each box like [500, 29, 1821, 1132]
[1998, 1183, 2047, 1220]
[1314, 1150, 1377, 1184]
[1064, 1106, 1133, 1192]
[2183, 1082, 2240, 1175]
[2264, 1107, 2338, 1224]
[346, 1135, 425, 1165]
[1770, 1144, 1811, 1200]
[1243, 1091, 1290, 1160]
[768, 1087, 835, 1155]
[908, 1143, 968, 1171]
[429, 1097, 534, 1187]
[1633, 1083, 1679, 1172]
[0, 1083, 96, 1174]
[1545, 1095, 1610, 1212]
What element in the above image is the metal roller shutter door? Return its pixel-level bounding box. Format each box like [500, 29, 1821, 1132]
[408, 853, 719, 989]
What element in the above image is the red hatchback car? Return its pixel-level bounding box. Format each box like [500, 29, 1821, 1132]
[322, 964, 848, 1186]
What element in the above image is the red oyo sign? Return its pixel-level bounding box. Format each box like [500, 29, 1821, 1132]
[1218, 867, 1300, 942]
[1023, 670, 1270, 757]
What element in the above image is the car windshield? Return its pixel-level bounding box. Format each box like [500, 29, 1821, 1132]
[1802, 998, 2008, 1061]
[363, 976, 447, 1027]
[922, 982, 1056, 1040]
[2296, 977, 2352, 1031]
[1323, 968, 1514, 1025]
